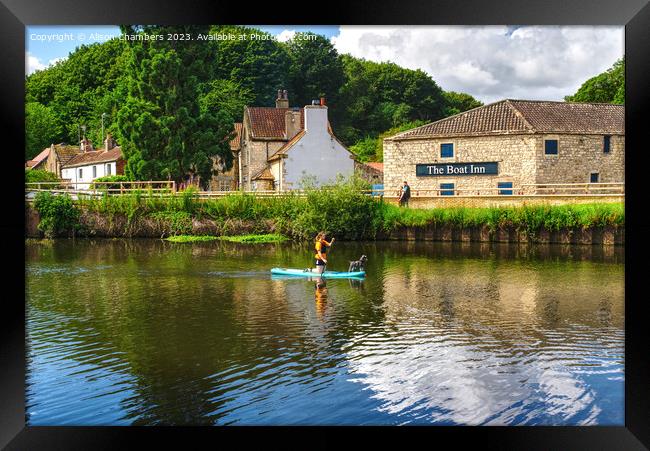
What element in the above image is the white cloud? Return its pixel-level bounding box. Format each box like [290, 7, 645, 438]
[26, 53, 68, 75]
[275, 30, 297, 43]
[331, 26, 624, 104]
[26, 53, 46, 74]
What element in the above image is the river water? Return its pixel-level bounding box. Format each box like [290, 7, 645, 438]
[25, 239, 624, 426]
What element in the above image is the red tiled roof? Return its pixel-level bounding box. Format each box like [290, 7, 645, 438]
[364, 162, 384, 172]
[230, 123, 242, 150]
[245, 107, 308, 139]
[63, 147, 123, 168]
[390, 100, 624, 140]
[28, 148, 50, 166]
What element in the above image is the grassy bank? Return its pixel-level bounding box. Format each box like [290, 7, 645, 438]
[216, 234, 288, 243]
[30, 180, 624, 241]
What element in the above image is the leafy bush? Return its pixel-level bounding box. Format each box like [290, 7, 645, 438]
[33, 192, 80, 238]
[26, 169, 59, 184]
[89, 175, 130, 189]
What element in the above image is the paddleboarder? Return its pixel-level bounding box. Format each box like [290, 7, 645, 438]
[314, 231, 335, 274]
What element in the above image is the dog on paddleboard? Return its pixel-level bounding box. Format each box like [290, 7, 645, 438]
[348, 255, 368, 272]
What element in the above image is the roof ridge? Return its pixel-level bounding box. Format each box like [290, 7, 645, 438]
[388, 99, 512, 140]
[505, 99, 536, 133]
[508, 98, 623, 106]
[389, 99, 511, 140]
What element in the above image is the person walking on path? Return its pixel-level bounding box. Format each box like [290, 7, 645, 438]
[398, 180, 411, 207]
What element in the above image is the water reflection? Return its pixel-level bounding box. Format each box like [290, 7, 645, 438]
[26, 239, 624, 425]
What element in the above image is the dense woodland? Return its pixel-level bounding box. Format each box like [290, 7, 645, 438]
[25, 25, 624, 185]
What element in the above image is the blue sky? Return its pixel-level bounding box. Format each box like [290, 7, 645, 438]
[26, 25, 623, 103]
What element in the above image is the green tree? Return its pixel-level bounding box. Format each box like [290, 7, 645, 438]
[25, 102, 64, 159]
[565, 58, 624, 104]
[286, 33, 346, 124]
[199, 79, 254, 122]
[116, 26, 234, 187]
[338, 55, 446, 144]
[25, 38, 129, 147]
[443, 91, 484, 116]
[210, 25, 290, 106]
[350, 120, 426, 163]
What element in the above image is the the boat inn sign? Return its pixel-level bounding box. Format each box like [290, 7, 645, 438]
[416, 162, 499, 177]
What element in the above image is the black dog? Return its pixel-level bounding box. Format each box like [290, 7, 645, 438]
[348, 255, 368, 272]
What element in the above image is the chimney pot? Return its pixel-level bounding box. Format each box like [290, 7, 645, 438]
[320, 97, 326, 106]
[276, 89, 289, 109]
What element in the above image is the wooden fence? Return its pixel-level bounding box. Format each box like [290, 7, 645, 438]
[25, 181, 625, 200]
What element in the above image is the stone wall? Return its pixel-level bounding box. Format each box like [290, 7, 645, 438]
[534, 134, 624, 184]
[240, 140, 284, 190]
[384, 134, 538, 194]
[383, 194, 624, 209]
[384, 132, 625, 194]
[355, 161, 383, 184]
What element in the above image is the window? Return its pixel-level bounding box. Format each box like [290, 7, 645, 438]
[92, 166, 97, 178]
[590, 172, 599, 183]
[78, 168, 83, 179]
[544, 139, 558, 155]
[440, 143, 454, 158]
[106, 163, 112, 175]
[440, 182, 455, 196]
[498, 181, 513, 195]
[604, 135, 611, 153]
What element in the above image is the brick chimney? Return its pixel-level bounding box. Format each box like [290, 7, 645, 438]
[275, 89, 289, 109]
[80, 137, 93, 153]
[104, 133, 116, 152]
[284, 110, 301, 140]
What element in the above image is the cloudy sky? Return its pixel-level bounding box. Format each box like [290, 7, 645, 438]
[27, 25, 623, 103]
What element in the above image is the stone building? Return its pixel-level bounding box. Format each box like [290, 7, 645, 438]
[383, 100, 624, 196]
[209, 122, 242, 191]
[26, 143, 83, 177]
[239, 90, 355, 191]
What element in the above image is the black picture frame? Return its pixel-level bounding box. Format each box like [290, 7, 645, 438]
[3, 0, 649, 448]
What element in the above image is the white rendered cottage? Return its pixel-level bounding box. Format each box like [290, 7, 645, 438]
[239, 91, 355, 191]
[61, 134, 125, 189]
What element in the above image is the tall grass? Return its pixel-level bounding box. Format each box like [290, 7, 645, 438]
[72, 179, 624, 240]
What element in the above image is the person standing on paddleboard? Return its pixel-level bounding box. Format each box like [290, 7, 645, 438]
[314, 231, 335, 274]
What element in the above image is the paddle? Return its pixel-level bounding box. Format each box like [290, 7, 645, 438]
[323, 236, 335, 272]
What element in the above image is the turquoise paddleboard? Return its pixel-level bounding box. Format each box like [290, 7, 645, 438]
[270, 267, 365, 278]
